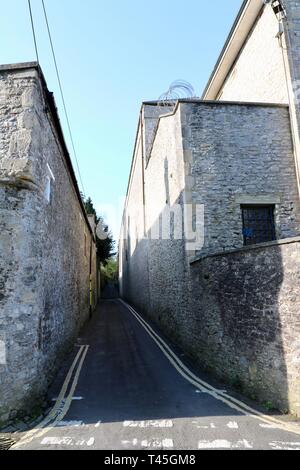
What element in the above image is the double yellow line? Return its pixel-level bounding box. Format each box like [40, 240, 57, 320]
[120, 299, 300, 437]
[12, 345, 89, 449]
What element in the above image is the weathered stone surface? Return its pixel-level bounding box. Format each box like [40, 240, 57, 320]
[190, 239, 300, 415]
[119, 1, 300, 416]
[181, 102, 300, 259]
[119, 99, 300, 416]
[0, 66, 98, 425]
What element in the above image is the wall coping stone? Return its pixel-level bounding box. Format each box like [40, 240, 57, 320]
[190, 236, 300, 265]
[0, 61, 95, 242]
[143, 99, 289, 109]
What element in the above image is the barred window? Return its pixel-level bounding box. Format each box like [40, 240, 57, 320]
[241, 205, 276, 246]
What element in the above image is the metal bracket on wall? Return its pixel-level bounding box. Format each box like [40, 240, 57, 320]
[266, 0, 286, 20]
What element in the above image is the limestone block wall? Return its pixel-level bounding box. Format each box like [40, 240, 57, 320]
[143, 104, 174, 161]
[143, 110, 191, 342]
[119, 104, 179, 313]
[217, 5, 288, 104]
[120, 104, 191, 340]
[190, 238, 300, 416]
[119, 122, 150, 314]
[120, 99, 300, 414]
[180, 102, 300, 258]
[0, 65, 97, 424]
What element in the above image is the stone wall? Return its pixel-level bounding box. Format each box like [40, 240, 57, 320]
[209, 1, 300, 196]
[119, 121, 150, 314]
[180, 101, 300, 258]
[144, 109, 191, 343]
[120, 98, 300, 414]
[190, 238, 300, 416]
[120, 104, 192, 342]
[217, 5, 288, 104]
[119, 104, 179, 316]
[0, 65, 98, 424]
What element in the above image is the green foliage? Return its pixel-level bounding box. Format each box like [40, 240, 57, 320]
[263, 401, 276, 412]
[84, 197, 98, 221]
[82, 195, 116, 264]
[101, 259, 118, 288]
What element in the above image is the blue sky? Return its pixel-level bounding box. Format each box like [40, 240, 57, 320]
[1, 0, 242, 238]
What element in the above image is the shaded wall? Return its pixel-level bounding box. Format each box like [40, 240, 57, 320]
[144, 111, 190, 343]
[119, 122, 150, 314]
[190, 239, 300, 416]
[0, 66, 97, 424]
[120, 99, 300, 415]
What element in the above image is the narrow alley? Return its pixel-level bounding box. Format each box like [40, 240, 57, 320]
[1, 0, 300, 456]
[10, 301, 300, 451]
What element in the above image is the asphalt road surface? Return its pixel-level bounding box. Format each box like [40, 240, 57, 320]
[12, 300, 300, 451]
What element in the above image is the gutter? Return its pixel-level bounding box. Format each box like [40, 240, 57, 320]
[201, 0, 264, 100]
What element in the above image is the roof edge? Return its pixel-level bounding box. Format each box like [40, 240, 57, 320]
[202, 0, 264, 100]
[0, 62, 95, 241]
[142, 98, 288, 108]
[0, 61, 39, 72]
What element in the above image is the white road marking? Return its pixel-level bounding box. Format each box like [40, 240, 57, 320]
[55, 397, 84, 401]
[95, 421, 101, 428]
[122, 439, 136, 447]
[269, 441, 300, 450]
[162, 439, 174, 449]
[235, 440, 253, 449]
[51, 397, 84, 402]
[198, 440, 232, 449]
[141, 439, 174, 449]
[198, 439, 253, 450]
[192, 421, 216, 429]
[227, 421, 239, 429]
[56, 421, 83, 427]
[41, 437, 73, 446]
[41, 436, 95, 447]
[86, 438, 95, 447]
[123, 420, 173, 428]
[259, 423, 279, 429]
[120, 300, 300, 437]
[122, 438, 174, 449]
[12, 345, 90, 449]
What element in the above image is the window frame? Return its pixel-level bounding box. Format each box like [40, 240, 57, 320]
[241, 204, 277, 247]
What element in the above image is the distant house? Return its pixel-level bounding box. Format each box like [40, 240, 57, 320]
[119, 1, 300, 416]
[0, 63, 99, 424]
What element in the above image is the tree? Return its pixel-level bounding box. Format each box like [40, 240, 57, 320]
[100, 258, 118, 290]
[82, 196, 116, 264]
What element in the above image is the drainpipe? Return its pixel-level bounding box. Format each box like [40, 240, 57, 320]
[276, 5, 300, 199]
